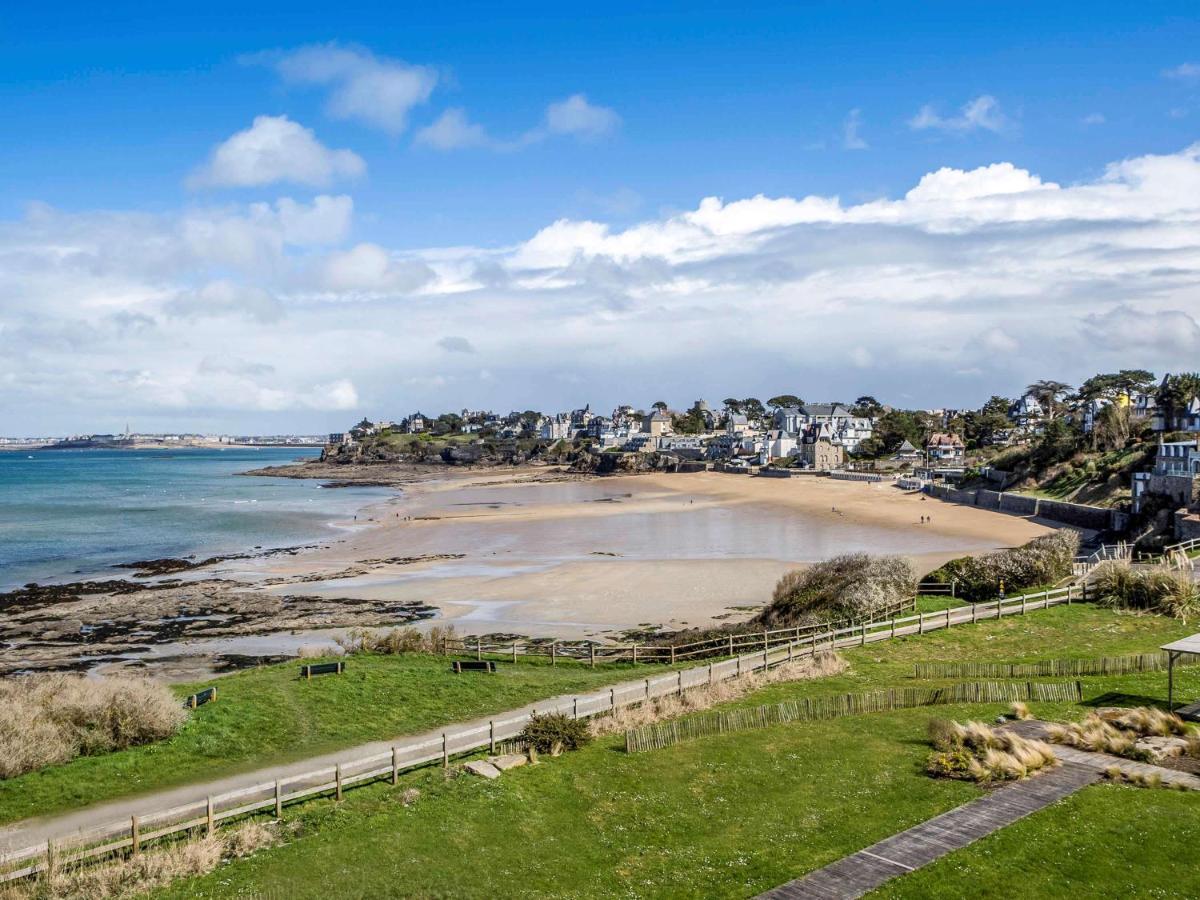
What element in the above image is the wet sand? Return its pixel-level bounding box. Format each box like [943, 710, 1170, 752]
[3, 467, 1057, 679]
[230, 469, 1054, 640]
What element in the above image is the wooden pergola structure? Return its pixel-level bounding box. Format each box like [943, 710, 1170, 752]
[1162, 634, 1200, 715]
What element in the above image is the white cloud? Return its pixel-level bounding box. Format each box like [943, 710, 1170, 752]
[12, 142, 1200, 430]
[320, 243, 434, 293]
[414, 109, 490, 150]
[1082, 113, 1106, 126]
[1164, 62, 1200, 82]
[842, 109, 867, 150]
[189, 116, 365, 188]
[267, 44, 437, 134]
[909, 95, 1007, 134]
[544, 94, 620, 140]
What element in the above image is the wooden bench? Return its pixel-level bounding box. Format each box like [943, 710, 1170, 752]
[183, 686, 217, 709]
[452, 660, 497, 674]
[301, 661, 345, 680]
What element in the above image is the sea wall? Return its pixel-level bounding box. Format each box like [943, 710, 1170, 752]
[923, 483, 1118, 531]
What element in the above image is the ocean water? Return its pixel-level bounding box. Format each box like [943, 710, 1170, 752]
[0, 448, 393, 590]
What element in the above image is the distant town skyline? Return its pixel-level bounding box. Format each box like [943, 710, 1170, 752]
[3, 3, 1200, 433]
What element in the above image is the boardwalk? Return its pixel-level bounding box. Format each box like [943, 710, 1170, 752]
[758, 762, 1101, 899]
[760, 720, 1200, 899]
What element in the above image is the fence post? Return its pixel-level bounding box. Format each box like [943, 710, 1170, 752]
[787, 643, 794, 663]
[206, 796, 214, 836]
[728, 635, 734, 656]
[1067, 584, 1073, 605]
[762, 629, 768, 651]
[391, 747, 400, 785]
[1021, 595, 1027, 615]
[590, 643, 596, 668]
[610, 687, 616, 709]
[764, 647, 770, 670]
[708, 662, 714, 684]
[488, 722, 496, 754]
[633, 644, 638, 664]
[671, 645, 676, 665]
[918, 614, 924, 635]
[972, 603, 978, 624]
[131, 815, 140, 857]
[736, 655, 742, 676]
[678, 671, 684, 695]
[861, 623, 867, 646]
[951, 579, 957, 598]
[45, 839, 54, 874]
[442, 734, 449, 769]
[551, 642, 557, 666]
[573, 697, 578, 718]
[512, 642, 518, 663]
[476, 639, 482, 661]
[946, 607, 951, 629]
[891, 616, 896, 638]
[335, 764, 343, 801]
[645, 678, 651, 699]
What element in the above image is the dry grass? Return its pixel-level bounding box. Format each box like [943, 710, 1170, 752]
[1009, 701, 1032, 721]
[1092, 561, 1200, 620]
[334, 624, 457, 656]
[0, 820, 278, 900]
[1046, 707, 1190, 761]
[925, 719, 1057, 783]
[588, 653, 847, 737]
[0, 675, 187, 779]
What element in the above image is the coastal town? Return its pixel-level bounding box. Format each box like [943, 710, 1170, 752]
[322, 370, 1200, 547]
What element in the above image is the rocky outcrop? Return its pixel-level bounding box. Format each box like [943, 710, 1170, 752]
[568, 449, 681, 475]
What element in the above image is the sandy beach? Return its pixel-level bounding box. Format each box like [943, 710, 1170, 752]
[1, 466, 1058, 679]
[237, 468, 1054, 638]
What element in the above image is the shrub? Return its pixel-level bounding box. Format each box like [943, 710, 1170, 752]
[1046, 708, 1191, 762]
[927, 717, 962, 751]
[519, 713, 592, 754]
[931, 531, 1080, 601]
[1092, 562, 1200, 619]
[0, 675, 187, 779]
[757, 553, 917, 626]
[334, 624, 457, 656]
[924, 719, 1056, 784]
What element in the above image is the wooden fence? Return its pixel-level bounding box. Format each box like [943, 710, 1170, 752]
[623, 680, 1086, 753]
[911, 652, 1187, 680]
[442, 597, 920, 666]
[0, 581, 1084, 884]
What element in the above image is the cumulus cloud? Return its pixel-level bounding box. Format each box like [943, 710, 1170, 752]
[265, 44, 437, 134]
[909, 95, 1007, 134]
[544, 94, 621, 140]
[320, 243, 435, 293]
[189, 116, 365, 188]
[11, 142, 1200, 431]
[414, 109, 490, 150]
[842, 109, 867, 150]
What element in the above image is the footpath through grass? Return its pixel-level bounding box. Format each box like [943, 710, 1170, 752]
[873, 784, 1200, 899]
[0, 654, 648, 827]
[156, 604, 1200, 898]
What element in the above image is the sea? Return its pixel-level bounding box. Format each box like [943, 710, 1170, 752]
[0, 447, 393, 591]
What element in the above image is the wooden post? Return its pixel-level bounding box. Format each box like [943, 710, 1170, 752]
[728, 635, 734, 656]
[590, 643, 596, 668]
[573, 697, 579, 718]
[787, 643, 794, 663]
[551, 642, 557, 666]
[918, 614, 924, 635]
[708, 662, 714, 684]
[1021, 594, 1027, 615]
[131, 815, 140, 857]
[736, 656, 742, 677]
[206, 796, 215, 836]
[972, 603, 978, 624]
[945, 607, 951, 628]
[670, 645, 676, 665]
[678, 671, 684, 695]
[275, 779, 284, 816]
[610, 687, 616, 709]
[306, 666, 311, 682]
[45, 839, 54, 874]
[1067, 584, 1073, 605]
[489, 722, 496, 754]
[891, 617, 896, 638]
[861, 623, 867, 646]
[762, 629, 768, 651]
[442, 734, 449, 769]
[212, 685, 218, 702]
[644, 678, 650, 699]
[512, 642, 518, 663]
[476, 639, 482, 661]
[391, 747, 400, 785]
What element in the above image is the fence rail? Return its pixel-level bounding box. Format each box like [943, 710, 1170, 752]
[0, 581, 1084, 884]
[442, 597, 918, 666]
[623, 680, 1085, 753]
[912, 652, 1186, 680]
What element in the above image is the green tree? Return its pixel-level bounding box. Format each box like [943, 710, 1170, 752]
[767, 394, 803, 411]
[1158, 373, 1200, 429]
[651, 400, 669, 412]
[851, 395, 884, 417]
[1025, 380, 1073, 420]
[741, 398, 766, 427]
[722, 398, 743, 415]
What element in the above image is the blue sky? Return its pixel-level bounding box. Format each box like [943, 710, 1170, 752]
[2, 3, 1200, 433]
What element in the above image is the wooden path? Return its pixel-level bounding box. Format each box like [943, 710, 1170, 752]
[757, 762, 1101, 899]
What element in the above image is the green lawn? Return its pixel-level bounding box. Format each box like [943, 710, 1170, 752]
[873, 784, 1200, 898]
[0, 654, 651, 826]
[154, 604, 1200, 899]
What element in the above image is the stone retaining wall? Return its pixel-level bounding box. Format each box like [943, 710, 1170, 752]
[923, 483, 1116, 531]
